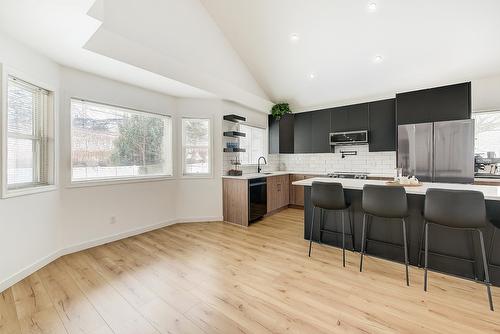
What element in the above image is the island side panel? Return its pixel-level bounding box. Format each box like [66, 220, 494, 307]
[303, 185, 500, 286]
[223, 178, 249, 227]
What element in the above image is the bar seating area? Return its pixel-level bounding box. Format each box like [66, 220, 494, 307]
[306, 180, 496, 311]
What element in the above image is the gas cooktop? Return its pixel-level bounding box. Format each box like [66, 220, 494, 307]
[327, 172, 368, 179]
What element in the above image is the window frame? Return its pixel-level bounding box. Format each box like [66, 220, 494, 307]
[1, 67, 57, 198]
[239, 123, 268, 166]
[69, 98, 174, 187]
[181, 117, 213, 178]
[472, 109, 500, 158]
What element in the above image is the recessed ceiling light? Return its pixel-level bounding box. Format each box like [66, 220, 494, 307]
[290, 33, 300, 42]
[373, 55, 383, 63]
[309, 73, 316, 79]
[368, 2, 377, 11]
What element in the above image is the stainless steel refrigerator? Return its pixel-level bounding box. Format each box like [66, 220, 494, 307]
[397, 119, 475, 183]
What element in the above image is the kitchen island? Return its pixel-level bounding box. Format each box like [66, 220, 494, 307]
[293, 177, 500, 286]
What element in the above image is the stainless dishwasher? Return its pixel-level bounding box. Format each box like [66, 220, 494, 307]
[248, 177, 267, 222]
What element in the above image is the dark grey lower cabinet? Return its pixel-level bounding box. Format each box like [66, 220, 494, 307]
[294, 112, 312, 153]
[369, 99, 396, 152]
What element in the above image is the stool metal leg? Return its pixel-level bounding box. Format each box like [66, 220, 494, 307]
[470, 231, 478, 280]
[488, 228, 496, 269]
[424, 222, 429, 292]
[418, 220, 426, 267]
[318, 209, 324, 244]
[402, 218, 409, 286]
[308, 207, 316, 257]
[360, 213, 367, 272]
[342, 210, 346, 267]
[478, 229, 494, 311]
[349, 207, 355, 251]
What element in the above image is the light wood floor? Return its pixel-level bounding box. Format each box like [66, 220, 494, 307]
[1, 208, 499, 334]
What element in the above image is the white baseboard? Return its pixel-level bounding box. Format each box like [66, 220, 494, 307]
[0, 217, 220, 293]
[0, 250, 62, 293]
[62, 218, 178, 255]
[175, 216, 223, 223]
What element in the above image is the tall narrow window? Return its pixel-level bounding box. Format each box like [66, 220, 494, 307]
[182, 118, 211, 176]
[71, 99, 172, 182]
[239, 124, 266, 165]
[6, 76, 54, 193]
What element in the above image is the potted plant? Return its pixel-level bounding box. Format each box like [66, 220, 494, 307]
[271, 103, 292, 120]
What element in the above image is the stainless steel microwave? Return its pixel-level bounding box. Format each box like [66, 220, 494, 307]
[329, 130, 368, 145]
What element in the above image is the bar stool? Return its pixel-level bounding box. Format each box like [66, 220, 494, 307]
[308, 181, 354, 267]
[422, 188, 494, 311]
[360, 184, 410, 286]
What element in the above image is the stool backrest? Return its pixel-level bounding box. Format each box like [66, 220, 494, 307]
[311, 181, 347, 210]
[424, 188, 487, 229]
[362, 184, 408, 218]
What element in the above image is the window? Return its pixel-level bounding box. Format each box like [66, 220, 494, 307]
[239, 124, 266, 165]
[71, 99, 172, 182]
[473, 110, 500, 157]
[182, 118, 211, 175]
[5, 76, 55, 194]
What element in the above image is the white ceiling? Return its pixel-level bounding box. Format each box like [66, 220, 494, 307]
[1, 0, 500, 112]
[200, 0, 500, 111]
[0, 0, 215, 98]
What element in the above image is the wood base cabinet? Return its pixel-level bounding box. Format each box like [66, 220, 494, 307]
[266, 175, 290, 213]
[289, 174, 316, 206]
[223, 178, 249, 227]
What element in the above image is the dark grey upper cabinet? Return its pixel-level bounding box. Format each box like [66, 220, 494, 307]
[396, 82, 471, 125]
[294, 112, 312, 153]
[330, 106, 349, 132]
[311, 109, 331, 153]
[268, 114, 294, 154]
[369, 99, 396, 152]
[330, 103, 369, 132]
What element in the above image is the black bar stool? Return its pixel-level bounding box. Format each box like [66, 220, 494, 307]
[422, 188, 494, 311]
[360, 184, 410, 286]
[308, 181, 353, 267]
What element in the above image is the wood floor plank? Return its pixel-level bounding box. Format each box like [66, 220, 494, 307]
[62, 252, 159, 334]
[2, 208, 499, 333]
[37, 259, 113, 334]
[0, 289, 22, 334]
[11, 274, 68, 334]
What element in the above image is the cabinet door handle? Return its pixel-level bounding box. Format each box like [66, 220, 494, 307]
[277, 184, 281, 192]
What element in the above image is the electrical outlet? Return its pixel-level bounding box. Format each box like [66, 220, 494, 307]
[110, 216, 117, 224]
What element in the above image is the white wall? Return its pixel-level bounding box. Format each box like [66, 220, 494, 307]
[0, 33, 61, 290]
[59, 67, 179, 250]
[472, 75, 500, 112]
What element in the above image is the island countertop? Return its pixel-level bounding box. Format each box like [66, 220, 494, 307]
[293, 177, 500, 201]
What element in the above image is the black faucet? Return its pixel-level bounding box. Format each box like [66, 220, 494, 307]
[257, 156, 267, 173]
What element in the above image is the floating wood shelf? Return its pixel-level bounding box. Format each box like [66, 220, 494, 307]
[223, 114, 246, 123]
[223, 131, 246, 138]
[223, 148, 246, 153]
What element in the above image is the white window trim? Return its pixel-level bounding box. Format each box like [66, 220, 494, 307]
[0, 65, 58, 198]
[240, 123, 268, 166]
[180, 116, 213, 179]
[68, 98, 174, 186]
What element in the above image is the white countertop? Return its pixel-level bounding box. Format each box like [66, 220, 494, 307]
[222, 171, 326, 180]
[292, 177, 500, 201]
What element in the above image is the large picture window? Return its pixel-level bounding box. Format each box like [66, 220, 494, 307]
[5, 76, 55, 195]
[182, 118, 211, 176]
[71, 99, 172, 182]
[239, 124, 266, 165]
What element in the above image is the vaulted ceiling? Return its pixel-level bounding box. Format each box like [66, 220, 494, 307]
[1, 0, 500, 113]
[200, 0, 500, 111]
